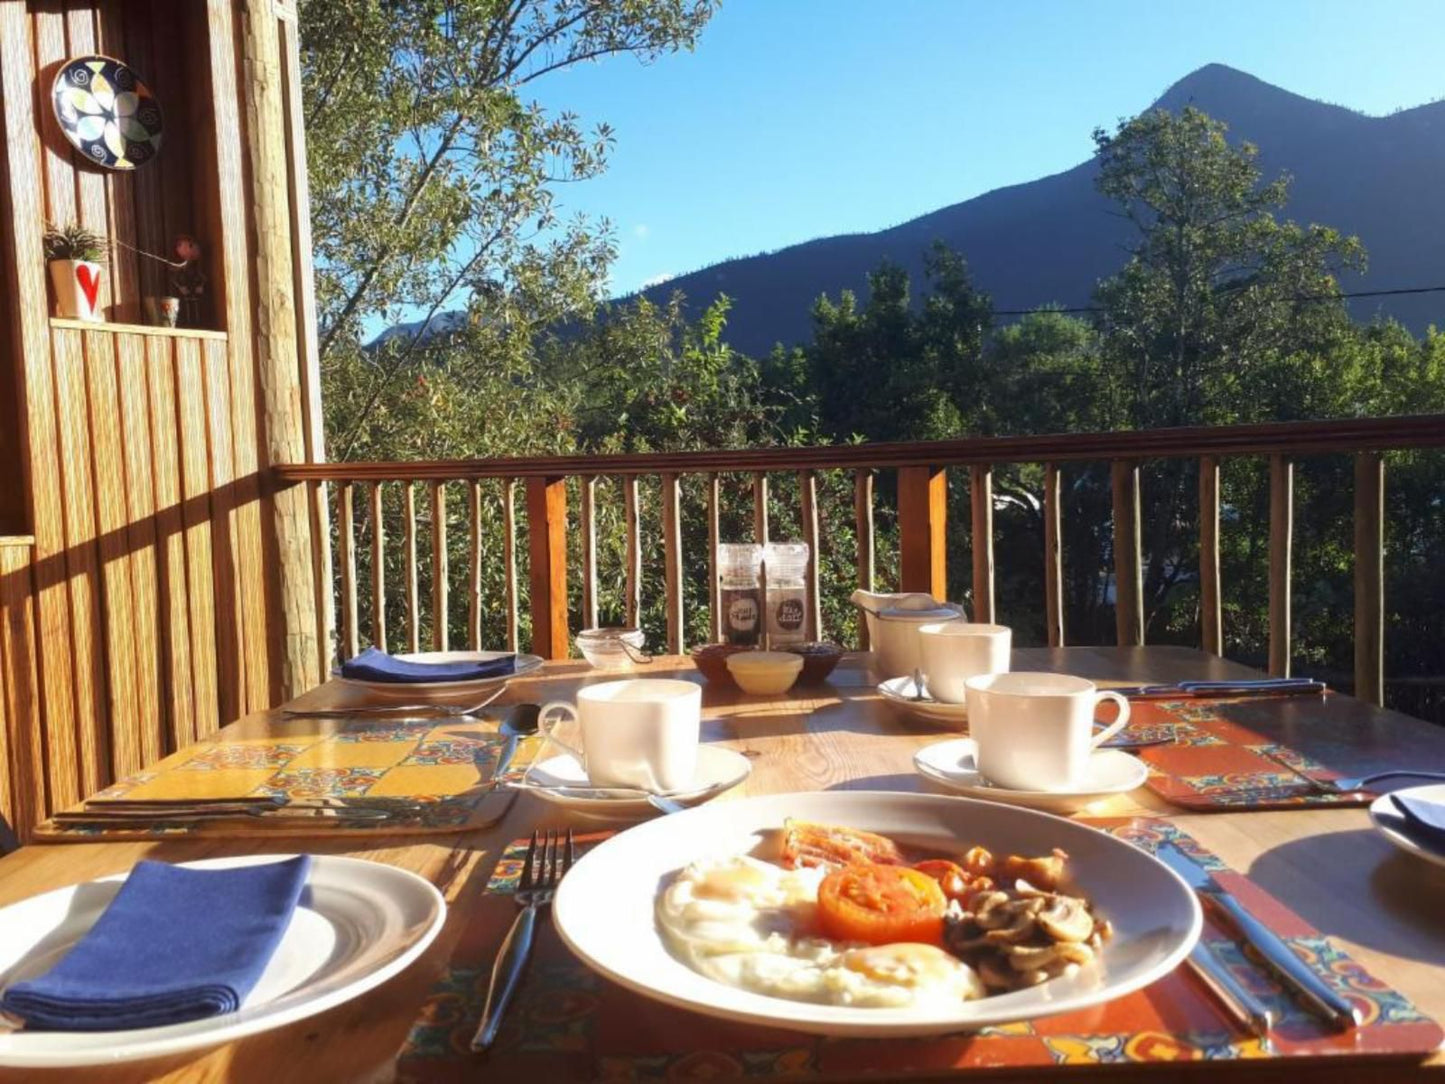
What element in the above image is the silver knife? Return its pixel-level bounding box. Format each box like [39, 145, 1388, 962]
[1185, 941, 1274, 1041]
[1113, 678, 1326, 699]
[1158, 844, 1360, 1030]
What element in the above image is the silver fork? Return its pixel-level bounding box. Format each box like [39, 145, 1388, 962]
[471, 828, 573, 1052]
[282, 685, 505, 719]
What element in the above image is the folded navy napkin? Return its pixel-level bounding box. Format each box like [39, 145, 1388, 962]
[340, 646, 515, 684]
[1390, 793, 1445, 852]
[0, 856, 310, 1031]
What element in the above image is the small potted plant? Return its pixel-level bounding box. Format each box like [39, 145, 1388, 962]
[43, 222, 108, 322]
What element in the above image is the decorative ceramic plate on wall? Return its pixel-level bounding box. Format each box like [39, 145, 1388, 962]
[51, 55, 164, 170]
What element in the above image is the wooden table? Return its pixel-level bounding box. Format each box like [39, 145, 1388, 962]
[2, 647, 1444, 1082]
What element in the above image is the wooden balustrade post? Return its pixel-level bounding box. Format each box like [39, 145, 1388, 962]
[623, 476, 641, 628]
[662, 474, 684, 653]
[854, 471, 875, 649]
[580, 476, 598, 632]
[369, 483, 387, 651]
[970, 465, 995, 623]
[526, 476, 569, 660]
[752, 474, 769, 545]
[1268, 456, 1293, 676]
[337, 483, 358, 660]
[467, 481, 482, 649]
[799, 470, 822, 640]
[502, 480, 519, 651]
[430, 481, 448, 651]
[1111, 460, 1144, 646]
[1354, 452, 1385, 706]
[897, 466, 947, 599]
[1198, 456, 1221, 655]
[402, 483, 419, 653]
[1043, 463, 1065, 647]
[707, 475, 722, 643]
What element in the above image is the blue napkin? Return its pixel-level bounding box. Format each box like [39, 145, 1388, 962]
[340, 646, 515, 684]
[1390, 793, 1445, 853]
[0, 856, 310, 1031]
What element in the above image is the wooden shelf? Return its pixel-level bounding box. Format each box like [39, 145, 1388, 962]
[0, 536, 36, 549]
[49, 318, 227, 342]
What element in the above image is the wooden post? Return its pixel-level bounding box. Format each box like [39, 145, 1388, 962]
[800, 470, 822, 641]
[623, 476, 641, 628]
[467, 481, 482, 649]
[1354, 452, 1385, 706]
[898, 466, 947, 598]
[1111, 460, 1144, 647]
[337, 483, 358, 660]
[707, 474, 722, 643]
[580, 476, 598, 632]
[430, 481, 448, 651]
[1198, 456, 1221, 655]
[502, 479, 519, 652]
[662, 474, 684, 653]
[1268, 456, 1293, 677]
[854, 471, 875, 648]
[526, 476, 569, 660]
[370, 483, 387, 651]
[403, 483, 419, 653]
[970, 465, 995, 624]
[236, 0, 321, 695]
[752, 474, 769, 545]
[1043, 463, 1065, 648]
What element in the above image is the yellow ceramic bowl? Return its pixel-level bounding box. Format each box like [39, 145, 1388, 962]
[725, 650, 804, 695]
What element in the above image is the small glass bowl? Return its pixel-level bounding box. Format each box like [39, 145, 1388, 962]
[575, 627, 649, 669]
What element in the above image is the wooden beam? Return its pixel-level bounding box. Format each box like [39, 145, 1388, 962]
[403, 483, 419, 653]
[1268, 455, 1293, 677]
[502, 480, 519, 652]
[752, 473, 769, 545]
[662, 474, 684, 653]
[970, 465, 995, 623]
[1198, 456, 1222, 655]
[370, 483, 387, 651]
[1110, 460, 1144, 646]
[338, 483, 358, 660]
[1043, 463, 1065, 648]
[623, 476, 641, 629]
[580, 476, 598, 631]
[799, 470, 822, 641]
[1354, 452, 1385, 706]
[707, 475, 722, 643]
[854, 471, 875, 649]
[898, 466, 947, 598]
[526, 476, 569, 660]
[430, 481, 448, 651]
[467, 481, 482, 649]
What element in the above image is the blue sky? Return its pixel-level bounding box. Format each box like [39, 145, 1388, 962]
[527, 0, 1445, 297]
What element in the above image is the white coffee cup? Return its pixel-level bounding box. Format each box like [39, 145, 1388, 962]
[917, 622, 1011, 703]
[538, 678, 700, 792]
[963, 671, 1130, 791]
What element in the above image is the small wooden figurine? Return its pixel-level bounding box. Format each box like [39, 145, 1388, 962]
[169, 234, 207, 328]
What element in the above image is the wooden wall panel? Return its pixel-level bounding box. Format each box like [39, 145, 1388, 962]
[0, 544, 45, 840]
[202, 335, 245, 726]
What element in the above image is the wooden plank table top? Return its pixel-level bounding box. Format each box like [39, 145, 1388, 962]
[2, 647, 1444, 1082]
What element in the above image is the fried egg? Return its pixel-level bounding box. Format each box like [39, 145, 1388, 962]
[658, 856, 984, 1008]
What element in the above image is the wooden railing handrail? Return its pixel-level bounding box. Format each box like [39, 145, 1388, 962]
[275, 414, 1445, 483]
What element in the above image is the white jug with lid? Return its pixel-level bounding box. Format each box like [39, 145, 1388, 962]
[850, 590, 966, 679]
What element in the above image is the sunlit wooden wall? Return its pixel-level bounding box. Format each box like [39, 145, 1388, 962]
[0, 0, 327, 839]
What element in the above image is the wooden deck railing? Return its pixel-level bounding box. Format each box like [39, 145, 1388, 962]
[274, 415, 1445, 707]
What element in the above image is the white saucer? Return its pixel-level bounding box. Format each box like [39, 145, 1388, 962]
[514, 745, 752, 816]
[913, 738, 1149, 813]
[1370, 784, 1445, 870]
[878, 675, 970, 727]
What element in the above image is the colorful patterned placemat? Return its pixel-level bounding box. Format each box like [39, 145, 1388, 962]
[32, 716, 535, 841]
[394, 818, 1440, 1082]
[1127, 698, 1372, 811]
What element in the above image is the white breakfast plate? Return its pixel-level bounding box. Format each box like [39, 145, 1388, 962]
[0, 855, 445, 1068]
[515, 745, 752, 816]
[1369, 784, 1445, 870]
[914, 738, 1150, 813]
[878, 675, 970, 727]
[552, 790, 1201, 1036]
[335, 650, 543, 704]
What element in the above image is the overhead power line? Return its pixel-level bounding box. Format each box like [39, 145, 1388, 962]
[991, 284, 1445, 317]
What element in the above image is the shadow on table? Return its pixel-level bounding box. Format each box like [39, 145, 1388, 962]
[826, 773, 919, 793]
[1246, 826, 1445, 964]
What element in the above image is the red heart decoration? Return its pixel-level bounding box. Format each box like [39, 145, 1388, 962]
[75, 263, 101, 314]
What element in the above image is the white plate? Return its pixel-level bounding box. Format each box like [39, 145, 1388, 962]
[552, 790, 1201, 1036]
[335, 650, 543, 704]
[914, 738, 1150, 813]
[0, 855, 445, 1068]
[1370, 784, 1445, 870]
[515, 745, 752, 816]
[878, 675, 970, 727]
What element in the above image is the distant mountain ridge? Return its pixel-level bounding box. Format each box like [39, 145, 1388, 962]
[632, 64, 1445, 356]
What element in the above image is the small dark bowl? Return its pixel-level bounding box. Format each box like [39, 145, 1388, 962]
[690, 642, 752, 685]
[781, 641, 844, 684]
